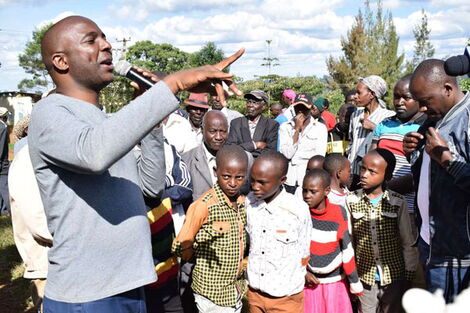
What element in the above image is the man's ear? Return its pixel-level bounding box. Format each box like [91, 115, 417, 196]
[51, 52, 69, 71]
[324, 186, 331, 197]
[443, 83, 453, 97]
[279, 175, 287, 185]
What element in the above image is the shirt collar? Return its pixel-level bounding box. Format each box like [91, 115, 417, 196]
[359, 189, 390, 203]
[254, 187, 287, 214]
[248, 115, 261, 125]
[202, 142, 216, 162]
[213, 183, 245, 211]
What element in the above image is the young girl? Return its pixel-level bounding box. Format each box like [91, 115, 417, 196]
[302, 169, 363, 313]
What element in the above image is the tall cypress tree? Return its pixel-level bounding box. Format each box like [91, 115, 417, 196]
[406, 9, 435, 73]
[327, 0, 404, 106]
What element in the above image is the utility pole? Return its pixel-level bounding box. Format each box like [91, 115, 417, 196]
[115, 37, 132, 59]
[261, 39, 279, 76]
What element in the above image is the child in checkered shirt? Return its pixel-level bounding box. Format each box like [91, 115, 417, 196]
[346, 149, 418, 313]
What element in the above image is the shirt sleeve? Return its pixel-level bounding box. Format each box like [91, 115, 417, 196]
[279, 123, 297, 160]
[372, 122, 383, 141]
[172, 199, 209, 260]
[30, 82, 179, 175]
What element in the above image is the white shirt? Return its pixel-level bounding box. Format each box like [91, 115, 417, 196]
[279, 117, 328, 187]
[190, 126, 203, 146]
[163, 112, 198, 155]
[246, 189, 312, 297]
[417, 151, 431, 244]
[202, 143, 217, 185]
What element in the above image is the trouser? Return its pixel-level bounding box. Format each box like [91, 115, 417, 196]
[194, 293, 242, 313]
[358, 281, 405, 313]
[43, 287, 146, 313]
[144, 279, 183, 313]
[31, 278, 46, 313]
[418, 237, 470, 303]
[179, 260, 198, 313]
[0, 173, 9, 215]
[247, 287, 304, 313]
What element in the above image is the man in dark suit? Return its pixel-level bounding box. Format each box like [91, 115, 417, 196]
[227, 90, 279, 158]
[182, 110, 228, 202]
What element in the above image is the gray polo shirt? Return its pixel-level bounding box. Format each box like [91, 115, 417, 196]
[28, 82, 178, 303]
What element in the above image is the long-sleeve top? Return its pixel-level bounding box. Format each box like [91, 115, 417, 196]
[9, 144, 52, 280]
[279, 117, 328, 187]
[28, 82, 178, 303]
[348, 107, 395, 175]
[172, 183, 247, 307]
[0, 120, 9, 174]
[308, 199, 363, 295]
[246, 188, 312, 297]
[347, 189, 418, 287]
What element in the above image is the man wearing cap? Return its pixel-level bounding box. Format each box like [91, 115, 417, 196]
[348, 75, 395, 189]
[0, 107, 10, 215]
[227, 90, 279, 158]
[185, 93, 209, 145]
[279, 93, 328, 194]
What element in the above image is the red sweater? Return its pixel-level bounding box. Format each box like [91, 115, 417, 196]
[308, 198, 363, 294]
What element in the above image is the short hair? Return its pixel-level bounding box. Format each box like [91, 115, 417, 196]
[412, 59, 458, 87]
[202, 110, 227, 129]
[216, 145, 248, 169]
[372, 148, 396, 180]
[304, 168, 331, 188]
[345, 90, 356, 99]
[256, 151, 288, 177]
[308, 155, 325, 168]
[396, 73, 413, 85]
[323, 154, 348, 176]
[270, 102, 283, 108]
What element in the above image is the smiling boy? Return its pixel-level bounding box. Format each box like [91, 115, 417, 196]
[172, 145, 249, 313]
[245, 151, 312, 313]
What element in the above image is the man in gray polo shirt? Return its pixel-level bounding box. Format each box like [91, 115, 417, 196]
[29, 15, 243, 313]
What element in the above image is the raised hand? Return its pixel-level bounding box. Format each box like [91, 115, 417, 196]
[403, 132, 424, 157]
[425, 127, 454, 168]
[163, 48, 245, 106]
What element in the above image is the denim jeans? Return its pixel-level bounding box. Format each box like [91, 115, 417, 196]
[43, 287, 146, 313]
[418, 237, 470, 303]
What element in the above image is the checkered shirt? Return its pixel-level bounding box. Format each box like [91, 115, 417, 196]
[172, 183, 247, 307]
[347, 189, 417, 287]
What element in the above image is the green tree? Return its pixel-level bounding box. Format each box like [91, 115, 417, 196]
[190, 42, 225, 68]
[327, 0, 404, 106]
[460, 78, 470, 91]
[405, 9, 435, 73]
[125, 41, 191, 73]
[17, 23, 53, 93]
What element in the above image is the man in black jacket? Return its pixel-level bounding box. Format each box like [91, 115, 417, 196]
[227, 90, 278, 158]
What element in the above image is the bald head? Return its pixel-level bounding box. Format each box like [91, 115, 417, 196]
[411, 59, 458, 88]
[41, 16, 96, 71]
[202, 110, 227, 129]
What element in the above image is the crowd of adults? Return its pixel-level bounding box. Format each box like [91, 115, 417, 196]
[6, 14, 470, 313]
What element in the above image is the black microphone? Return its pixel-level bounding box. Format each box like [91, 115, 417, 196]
[444, 47, 470, 77]
[114, 60, 155, 90]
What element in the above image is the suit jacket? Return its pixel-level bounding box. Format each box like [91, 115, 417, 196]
[227, 116, 279, 158]
[182, 143, 254, 201]
[182, 144, 213, 201]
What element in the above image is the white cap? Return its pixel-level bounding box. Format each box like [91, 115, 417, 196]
[0, 107, 9, 117]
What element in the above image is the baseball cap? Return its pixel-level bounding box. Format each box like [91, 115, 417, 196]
[184, 93, 209, 109]
[292, 93, 313, 109]
[0, 107, 9, 117]
[244, 90, 268, 103]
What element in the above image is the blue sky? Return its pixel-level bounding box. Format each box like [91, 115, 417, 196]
[0, 0, 469, 93]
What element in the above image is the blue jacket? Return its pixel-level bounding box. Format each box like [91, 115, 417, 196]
[410, 91, 470, 260]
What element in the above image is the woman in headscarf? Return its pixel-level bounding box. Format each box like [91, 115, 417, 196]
[347, 75, 395, 190]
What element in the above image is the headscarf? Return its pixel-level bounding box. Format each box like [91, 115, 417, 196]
[359, 75, 387, 108]
[283, 89, 296, 103]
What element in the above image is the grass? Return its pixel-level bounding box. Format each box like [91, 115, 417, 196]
[0, 216, 35, 313]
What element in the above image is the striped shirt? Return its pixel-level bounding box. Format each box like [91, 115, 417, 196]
[373, 115, 426, 213]
[309, 199, 363, 294]
[348, 107, 395, 175]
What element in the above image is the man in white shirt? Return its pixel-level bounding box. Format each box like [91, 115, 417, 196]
[279, 93, 328, 194]
[163, 111, 198, 155]
[246, 152, 312, 313]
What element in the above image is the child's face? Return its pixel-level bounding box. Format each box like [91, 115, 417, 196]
[338, 160, 351, 188]
[215, 159, 247, 200]
[251, 160, 286, 203]
[359, 153, 387, 191]
[302, 177, 329, 209]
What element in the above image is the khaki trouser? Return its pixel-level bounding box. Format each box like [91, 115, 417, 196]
[247, 287, 304, 313]
[31, 278, 46, 313]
